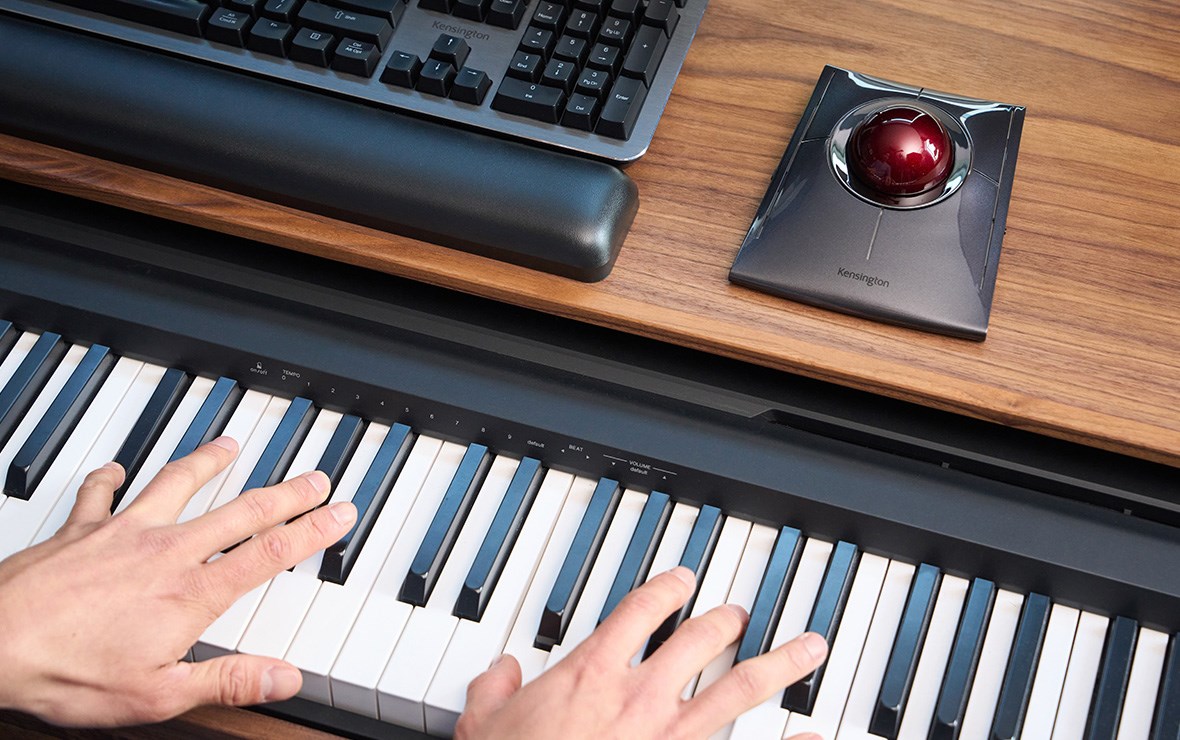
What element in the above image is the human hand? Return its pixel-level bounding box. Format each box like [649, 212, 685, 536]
[0, 437, 356, 727]
[456, 566, 828, 740]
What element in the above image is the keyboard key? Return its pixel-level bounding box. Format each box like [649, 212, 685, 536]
[621, 24, 668, 86]
[536, 477, 621, 649]
[262, 0, 299, 21]
[290, 27, 336, 66]
[506, 50, 543, 82]
[609, 0, 641, 21]
[6, 344, 114, 499]
[735, 525, 803, 663]
[641, 0, 679, 36]
[246, 17, 293, 55]
[598, 489, 670, 623]
[598, 16, 631, 46]
[894, 574, 968, 740]
[332, 38, 381, 76]
[0, 332, 66, 451]
[929, 577, 995, 739]
[336, 0, 405, 24]
[451, 67, 491, 104]
[957, 589, 1023, 738]
[1021, 603, 1080, 737]
[417, 59, 457, 97]
[1051, 610, 1108, 739]
[542, 58, 578, 94]
[429, 33, 469, 69]
[66, 0, 210, 35]
[564, 8, 598, 39]
[241, 396, 315, 493]
[596, 75, 646, 139]
[784, 539, 859, 714]
[586, 41, 622, 74]
[452, 0, 488, 21]
[1087, 615, 1139, 737]
[645, 503, 722, 656]
[1152, 635, 1180, 740]
[297, 1, 393, 49]
[493, 78, 567, 123]
[531, 1, 564, 30]
[519, 26, 555, 57]
[989, 592, 1052, 740]
[486, 0, 525, 29]
[553, 34, 589, 65]
[110, 367, 189, 511]
[381, 50, 422, 87]
[319, 422, 413, 585]
[169, 376, 241, 461]
[871, 562, 942, 737]
[576, 67, 610, 98]
[562, 93, 600, 131]
[205, 7, 253, 46]
[1119, 628, 1169, 738]
[288, 435, 443, 704]
[315, 413, 364, 489]
[399, 443, 491, 606]
[455, 456, 544, 621]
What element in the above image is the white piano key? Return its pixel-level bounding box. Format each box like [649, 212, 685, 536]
[194, 410, 342, 661]
[235, 421, 389, 661]
[287, 435, 445, 704]
[627, 501, 699, 665]
[328, 440, 468, 718]
[198, 395, 293, 516]
[115, 375, 217, 513]
[699, 523, 777, 740]
[0, 356, 141, 557]
[958, 589, 1023, 740]
[175, 389, 271, 524]
[787, 553, 890, 738]
[32, 362, 167, 544]
[1117, 627, 1169, 740]
[0, 343, 85, 482]
[423, 469, 574, 736]
[671, 516, 750, 698]
[835, 559, 916, 740]
[0, 332, 38, 398]
[1052, 611, 1110, 740]
[895, 574, 970, 740]
[546, 488, 650, 669]
[728, 537, 833, 740]
[500, 475, 599, 684]
[377, 454, 521, 730]
[1020, 603, 1080, 737]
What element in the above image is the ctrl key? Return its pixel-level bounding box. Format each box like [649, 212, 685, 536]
[596, 76, 646, 139]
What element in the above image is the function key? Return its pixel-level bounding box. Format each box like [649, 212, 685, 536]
[452, 0, 487, 20]
[290, 27, 336, 65]
[530, 0, 564, 30]
[487, 0, 524, 29]
[430, 33, 470, 69]
[644, 504, 723, 656]
[381, 50, 422, 87]
[641, 0, 679, 37]
[417, 59, 458, 97]
[451, 67, 492, 104]
[205, 7, 253, 46]
[247, 18, 293, 55]
[734, 526, 804, 663]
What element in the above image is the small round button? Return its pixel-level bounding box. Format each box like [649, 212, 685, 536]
[849, 106, 953, 196]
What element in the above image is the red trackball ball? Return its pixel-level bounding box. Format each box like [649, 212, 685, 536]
[850, 106, 953, 196]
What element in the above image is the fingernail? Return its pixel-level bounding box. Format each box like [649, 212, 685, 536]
[667, 565, 695, 588]
[301, 470, 330, 495]
[261, 665, 302, 701]
[724, 603, 749, 623]
[329, 501, 357, 527]
[800, 632, 828, 663]
[490, 654, 506, 668]
[209, 436, 238, 454]
[101, 461, 123, 472]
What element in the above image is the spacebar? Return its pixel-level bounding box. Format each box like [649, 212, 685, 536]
[55, 0, 210, 35]
[0, 14, 637, 282]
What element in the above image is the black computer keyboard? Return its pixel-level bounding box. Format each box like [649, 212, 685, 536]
[0, 0, 706, 162]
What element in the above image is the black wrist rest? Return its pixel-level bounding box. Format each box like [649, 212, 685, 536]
[0, 13, 638, 282]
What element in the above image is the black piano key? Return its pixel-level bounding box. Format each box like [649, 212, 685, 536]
[783, 539, 859, 714]
[535, 477, 621, 650]
[871, 562, 942, 738]
[734, 525, 804, 663]
[931, 578, 997, 740]
[319, 423, 412, 585]
[110, 367, 191, 512]
[315, 413, 364, 490]
[168, 376, 241, 462]
[398, 443, 492, 607]
[1151, 635, 1180, 740]
[1086, 615, 1138, 739]
[0, 332, 65, 450]
[598, 489, 672, 624]
[5, 344, 115, 499]
[240, 396, 315, 493]
[0, 321, 14, 361]
[455, 456, 545, 621]
[645, 504, 723, 656]
[989, 592, 1052, 740]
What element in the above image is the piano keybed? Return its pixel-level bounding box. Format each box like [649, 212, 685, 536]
[0, 198, 1178, 739]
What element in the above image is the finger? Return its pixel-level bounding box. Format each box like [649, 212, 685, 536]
[680, 632, 828, 735]
[61, 462, 125, 533]
[639, 603, 748, 692]
[203, 500, 357, 606]
[159, 655, 303, 717]
[128, 437, 238, 522]
[578, 566, 695, 663]
[178, 470, 332, 557]
[456, 654, 522, 736]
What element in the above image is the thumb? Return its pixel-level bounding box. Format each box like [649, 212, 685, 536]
[167, 655, 303, 713]
[458, 654, 522, 732]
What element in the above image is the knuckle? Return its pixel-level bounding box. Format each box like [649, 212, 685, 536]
[240, 489, 280, 528]
[259, 529, 293, 565]
[285, 474, 321, 505]
[218, 661, 259, 706]
[137, 527, 184, 557]
[727, 661, 766, 705]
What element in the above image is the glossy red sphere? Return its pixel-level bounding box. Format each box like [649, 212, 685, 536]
[849, 106, 953, 196]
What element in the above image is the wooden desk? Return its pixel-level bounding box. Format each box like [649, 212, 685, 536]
[0, 0, 1177, 735]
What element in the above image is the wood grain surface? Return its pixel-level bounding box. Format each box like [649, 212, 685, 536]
[0, 0, 1177, 477]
